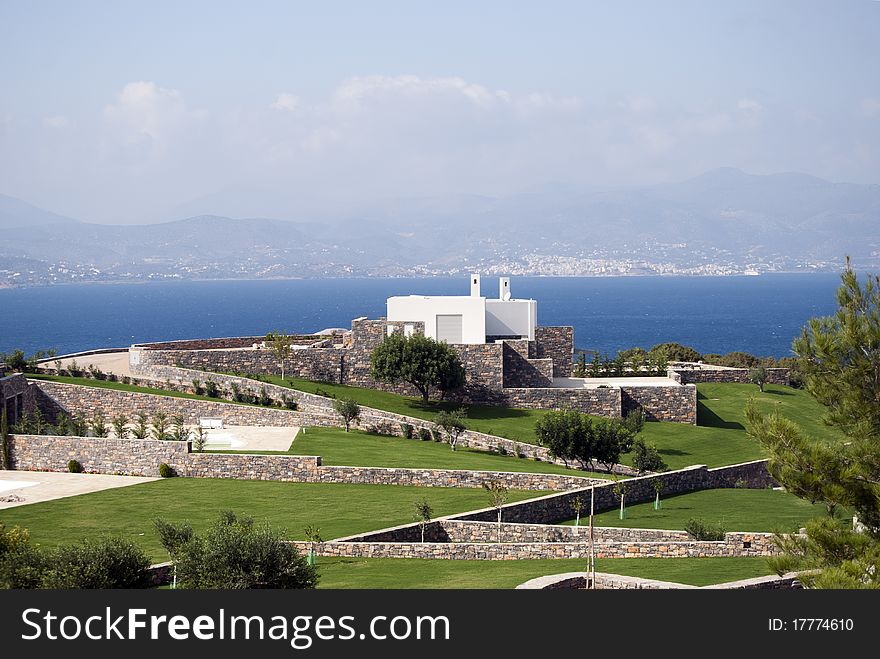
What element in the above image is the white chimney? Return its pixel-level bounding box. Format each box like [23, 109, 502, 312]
[470, 273, 481, 297]
[499, 277, 511, 301]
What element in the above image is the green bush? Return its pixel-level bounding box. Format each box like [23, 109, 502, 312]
[160, 511, 318, 589]
[684, 518, 727, 541]
[258, 387, 273, 407]
[418, 427, 431, 441]
[67, 459, 83, 473]
[204, 380, 221, 398]
[282, 394, 298, 410]
[400, 423, 414, 439]
[431, 429, 443, 442]
[158, 463, 176, 478]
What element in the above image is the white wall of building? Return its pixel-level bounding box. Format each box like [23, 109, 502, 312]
[485, 299, 536, 340]
[387, 295, 487, 344]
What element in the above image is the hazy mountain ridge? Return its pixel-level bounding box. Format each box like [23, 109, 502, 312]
[1, 168, 878, 287]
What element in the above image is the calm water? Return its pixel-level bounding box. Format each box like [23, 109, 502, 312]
[0, 275, 842, 358]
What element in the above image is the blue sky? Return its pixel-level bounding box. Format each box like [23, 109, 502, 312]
[1, 0, 878, 223]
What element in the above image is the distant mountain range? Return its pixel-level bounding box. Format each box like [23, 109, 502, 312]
[1, 168, 878, 287]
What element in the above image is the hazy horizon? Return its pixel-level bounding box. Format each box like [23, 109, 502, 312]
[2, 0, 879, 224]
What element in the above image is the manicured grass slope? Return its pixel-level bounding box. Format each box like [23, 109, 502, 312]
[632, 383, 842, 470]
[289, 427, 611, 478]
[0, 479, 542, 563]
[315, 556, 775, 589]
[563, 488, 842, 533]
[272, 375, 551, 443]
[280, 377, 835, 470]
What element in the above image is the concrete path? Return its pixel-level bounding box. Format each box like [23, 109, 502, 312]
[201, 425, 300, 451]
[49, 351, 134, 378]
[0, 470, 158, 509]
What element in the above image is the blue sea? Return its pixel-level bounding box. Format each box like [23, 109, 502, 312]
[0, 274, 843, 358]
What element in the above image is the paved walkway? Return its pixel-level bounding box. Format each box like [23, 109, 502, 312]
[48, 351, 134, 378]
[0, 470, 158, 509]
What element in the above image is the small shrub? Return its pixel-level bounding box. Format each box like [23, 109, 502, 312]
[191, 379, 205, 396]
[282, 395, 298, 411]
[513, 442, 525, 459]
[258, 387, 273, 407]
[734, 478, 747, 489]
[204, 380, 220, 398]
[431, 429, 443, 442]
[67, 459, 83, 473]
[158, 463, 176, 478]
[418, 427, 431, 441]
[496, 444, 508, 456]
[684, 518, 726, 541]
[400, 423, 414, 439]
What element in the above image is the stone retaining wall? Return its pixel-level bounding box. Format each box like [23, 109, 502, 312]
[671, 367, 790, 386]
[535, 326, 574, 378]
[515, 571, 803, 590]
[451, 459, 774, 525]
[435, 520, 691, 544]
[620, 384, 697, 424]
[8, 433, 596, 490]
[33, 380, 334, 428]
[292, 532, 775, 560]
[498, 386, 622, 417]
[48, 368, 627, 473]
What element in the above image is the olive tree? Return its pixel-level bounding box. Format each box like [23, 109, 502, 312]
[370, 332, 465, 403]
[332, 397, 361, 432]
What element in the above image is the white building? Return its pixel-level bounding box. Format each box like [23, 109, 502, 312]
[386, 274, 537, 345]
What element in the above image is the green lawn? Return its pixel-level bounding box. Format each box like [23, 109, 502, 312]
[26, 373, 260, 408]
[0, 479, 542, 563]
[276, 376, 837, 470]
[287, 427, 611, 478]
[561, 488, 844, 533]
[265, 375, 553, 443]
[315, 556, 775, 589]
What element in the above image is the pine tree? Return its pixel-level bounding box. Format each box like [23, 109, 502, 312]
[746, 261, 880, 588]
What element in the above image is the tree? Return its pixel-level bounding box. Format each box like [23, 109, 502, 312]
[749, 365, 768, 392]
[332, 397, 360, 432]
[265, 331, 294, 380]
[649, 342, 701, 363]
[171, 414, 190, 442]
[588, 353, 601, 378]
[631, 438, 668, 474]
[652, 479, 664, 510]
[303, 525, 323, 566]
[612, 480, 628, 520]
[111, 414, 130, 439]
[571, 496, 584, 528]
[192, 426, 207, 452]
[414, 500, 433, 543]
[483, 480, 509, 542]
[90, 412, 109, 438]
[1, 405, 10, 471]
[370, 332, 465, 403]
[158, 511, 318, 589]
[746, 262, 880, 588]
[150, 412, 171, 441]
[154, 519, 193, 589]
[132, 412, 149, 439]
[534, 408, 589, 469]
[433, 408, 467, 451]
[592, 418, 635, 473]
[573, 353, 587, 377]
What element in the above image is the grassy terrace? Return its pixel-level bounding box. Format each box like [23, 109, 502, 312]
[285, 427, 612, 478]
[268, 375, 552, 442]
[561, 488, 845, 533]
[314, 556, 775, 589]
[26, 373, 261, 408]
[276, 376, 834, 470]
[0, 479, 543, 563]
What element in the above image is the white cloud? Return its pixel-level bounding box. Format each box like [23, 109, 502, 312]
[332, 75, 511, 109]
[737, 98, 763, 113]
[102, 81, 190, 146]
[43, 115, 69, 128]
[270, 93, 300, 112]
